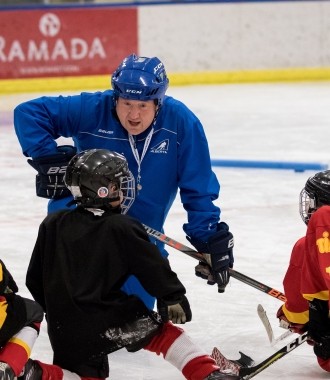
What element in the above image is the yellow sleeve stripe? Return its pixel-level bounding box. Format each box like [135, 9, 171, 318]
[282, 304, 309, 325]
[0, 299, 8, 329]
[0, 263, 3, 283]
[8, 337, 31, 357]
[303, 290, 329, 302]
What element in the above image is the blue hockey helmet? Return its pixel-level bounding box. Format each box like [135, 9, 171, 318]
[111, 54, 169, 106]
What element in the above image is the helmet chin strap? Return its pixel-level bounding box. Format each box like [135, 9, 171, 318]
[86, 208, 105, 216]
[86, 203, 122, 216]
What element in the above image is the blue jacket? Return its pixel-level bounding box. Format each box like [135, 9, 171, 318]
[14, 90, 221, 308]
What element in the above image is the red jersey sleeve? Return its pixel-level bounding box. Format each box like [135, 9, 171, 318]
[282, 237, 309, 324]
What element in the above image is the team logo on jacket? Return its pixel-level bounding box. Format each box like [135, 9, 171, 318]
[150, 139, 169, 154]
[98, 129, 114, 135]
[316, 231, 330, 253]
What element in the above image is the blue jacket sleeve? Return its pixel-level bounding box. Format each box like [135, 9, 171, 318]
[171, 100, 221, 241]
[14, 94, 83, 159]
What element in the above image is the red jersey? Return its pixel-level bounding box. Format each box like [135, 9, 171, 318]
[282, 206, 330, 325]
[302, 205, 330, 301]
[282, 237, 309, 324]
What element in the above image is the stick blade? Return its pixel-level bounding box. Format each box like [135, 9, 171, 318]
[257, 303, 274, 344]
[211, 347, 254, 376]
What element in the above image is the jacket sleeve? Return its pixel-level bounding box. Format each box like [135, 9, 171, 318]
[123, 220, 186, 304]
[13, 94, 83, 159]
[282, 237, 309, 324]
[173, 101, 221, 241]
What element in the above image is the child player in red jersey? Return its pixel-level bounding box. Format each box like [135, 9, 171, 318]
[0, 259, 43, 380]
[277, 170, 330, 372]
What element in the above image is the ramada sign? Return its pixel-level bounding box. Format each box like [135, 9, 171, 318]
[0, 8, 138, 79]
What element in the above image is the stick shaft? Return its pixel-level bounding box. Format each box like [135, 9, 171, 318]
[143, 224, 287, 302]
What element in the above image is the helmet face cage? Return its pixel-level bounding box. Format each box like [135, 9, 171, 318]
[119, 170, 135, 215]
[65, 149, 135, 213]
[111, 54, 169, 106]
[299, 188, 317, 225]
[299, 170, 330, 225]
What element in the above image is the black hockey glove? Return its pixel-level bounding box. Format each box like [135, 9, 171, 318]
[157, 296, 192, 324]
[187, 222, 234, 293]
[308, 299, 330, 360]
[28, 145, 77, 199]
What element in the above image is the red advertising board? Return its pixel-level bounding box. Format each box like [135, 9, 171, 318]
[0, 7, 138, 79]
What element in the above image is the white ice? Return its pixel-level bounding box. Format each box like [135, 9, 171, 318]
[1, 81, 330, 379]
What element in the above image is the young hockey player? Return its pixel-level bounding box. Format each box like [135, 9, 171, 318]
[277, 170, 330, 372]
[24, 149, 239, 380]
[0, 259, 43, 380]
[14, 53, 234, 309]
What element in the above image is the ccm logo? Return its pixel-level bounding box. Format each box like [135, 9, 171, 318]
[154, 62, 163, 74]
[47, 166, 67, 175]
[126, 89, 142, 94]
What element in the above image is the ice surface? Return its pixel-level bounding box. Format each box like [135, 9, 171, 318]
[1, 81, 330, 379]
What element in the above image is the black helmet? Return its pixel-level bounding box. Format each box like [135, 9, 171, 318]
[64, 149, 135, 213]
[299, 170, 330, 224]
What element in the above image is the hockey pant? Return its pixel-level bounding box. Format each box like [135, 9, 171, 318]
[35, 322, 219, 380]
[0, 297, 43, 376]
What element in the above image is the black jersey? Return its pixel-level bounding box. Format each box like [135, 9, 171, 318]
[26, 206, 186, 362]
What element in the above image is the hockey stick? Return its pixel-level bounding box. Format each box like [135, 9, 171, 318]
[257, 304, 293, 346]
[143, 224, 287, 302]
[212, 332, 308, 379]
[240, 332, 308, 379]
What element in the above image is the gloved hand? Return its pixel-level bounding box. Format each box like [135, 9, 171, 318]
[187, 222, 234, 293]
[195, 261, 215, 285]
[276, 305, 308, 335]
[308, 299, 330, 360]
[157, 295, 192, 324]
[28, 145, 77, 199]
[314, 335, 330, 360]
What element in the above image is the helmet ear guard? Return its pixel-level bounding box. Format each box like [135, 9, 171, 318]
[111, 54, 169, 106]
[64, 163, 82, 198]
[64, 149, 135, 213]
[299, 170, 330, 224]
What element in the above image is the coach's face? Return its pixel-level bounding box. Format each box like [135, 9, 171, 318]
[116, 97, 157, 135]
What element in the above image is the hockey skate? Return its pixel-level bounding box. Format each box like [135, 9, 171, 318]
[18, 359, 42, 380]
[204, 369, 240, 379]
[0, 362, 15, 380]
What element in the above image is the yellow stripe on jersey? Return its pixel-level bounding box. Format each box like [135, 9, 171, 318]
[8, 337, 31, 357]
[303, 290, 329, 302]
[0, 299, 8, 328]
[282, 304, 309, 325]
[0, 262, 3, 283]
